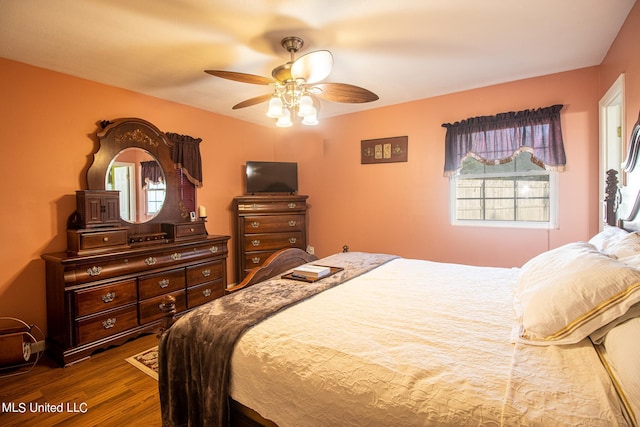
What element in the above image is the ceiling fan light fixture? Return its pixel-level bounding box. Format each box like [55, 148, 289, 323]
[302, 110, 319, 126]
[297, 95, 315, 117]
[276, 108, 293, 127]
[266, 96, 283, 118]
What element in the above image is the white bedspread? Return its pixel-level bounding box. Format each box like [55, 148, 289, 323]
[230, 257, 629, 426]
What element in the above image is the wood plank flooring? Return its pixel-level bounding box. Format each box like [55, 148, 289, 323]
[0, 334, 161, 427]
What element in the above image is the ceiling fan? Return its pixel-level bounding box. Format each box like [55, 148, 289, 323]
[205, 36, 379, 126]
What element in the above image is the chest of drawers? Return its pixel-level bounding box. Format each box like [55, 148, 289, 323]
[233, 195, 308, 281]
[42, 235, 229, 366]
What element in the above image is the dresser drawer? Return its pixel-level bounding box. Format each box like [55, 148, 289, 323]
[138, 269, 185, 300]
[243, 215, 304, 233]
[237, 200, 307, 213]
[67, 228, 129, 254]
[243, 250, 279, 270]
[75, 305, 138, 346]
[139, 290, 186, 324]
[186, 260, 224, 287]
[187, 280, 225, 308]
[75, 279, 137, 318]
[244, 232, 304, 252]
[161, 222, 207, 241]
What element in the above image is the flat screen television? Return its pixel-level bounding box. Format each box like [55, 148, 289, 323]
[245, 161, 298, 194]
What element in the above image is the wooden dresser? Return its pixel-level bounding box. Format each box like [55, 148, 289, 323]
[42, 118, 232, 366]
[42, 235, 229, 366]
[233, 194, 308, 281]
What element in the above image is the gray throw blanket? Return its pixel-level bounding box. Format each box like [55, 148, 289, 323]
[158, 252, 398, 427]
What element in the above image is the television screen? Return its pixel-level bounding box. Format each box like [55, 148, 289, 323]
[246, 161, 298, 194]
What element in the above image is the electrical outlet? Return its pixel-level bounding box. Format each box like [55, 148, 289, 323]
[306, 245, 315, 255]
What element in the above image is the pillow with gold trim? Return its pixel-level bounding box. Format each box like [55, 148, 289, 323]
[514, 242, 640, 345]
[600, 317, 640, 426]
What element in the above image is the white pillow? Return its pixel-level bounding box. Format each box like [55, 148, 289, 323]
[589, 226, 629, 252]
[590, 302, 640, 343]
[515, 242, 640, 345]
[602, 318, 640, 425]
[606, 232, 640, 258]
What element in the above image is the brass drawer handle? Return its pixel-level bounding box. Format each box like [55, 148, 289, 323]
[202, 269, 211, 277]
[103, 236, 109, 242]
[102, 318, 116, 329]
[251, 257, 261, 264]
[171, 253, 181, 261]
[289, 220, 296, 226]
[289, 237, 297, 244]
[158, 278, 170, 288]
[288, 203, 296, 208]
[101, 292, 115, 303]
[145, 257, 157, 266]
[87, 266, 102, 277]
[251, 221, 259, 228]
[251, 239, 260, 247]
[189, 228, 195, 233]
[202, 289, 212, 298]
[210, 246, 219, 254]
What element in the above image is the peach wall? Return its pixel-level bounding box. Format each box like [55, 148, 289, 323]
[0, 58, 274, 333]
[600, 0, 640, 143]
[288, 68, 601, 267]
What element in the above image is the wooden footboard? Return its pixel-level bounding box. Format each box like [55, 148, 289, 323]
[226, 248, 318, 294]
[159, 248, 318, 331]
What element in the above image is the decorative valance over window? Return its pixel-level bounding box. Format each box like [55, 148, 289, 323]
[166, 132, 203, 188]
[141, 160, 163, 188]
[442, 104, 565, 176]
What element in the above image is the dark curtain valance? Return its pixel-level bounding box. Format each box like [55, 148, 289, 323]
[141, 160, 163, 188]
[166, 132, 203, 188]
[442, 104, 565, 176]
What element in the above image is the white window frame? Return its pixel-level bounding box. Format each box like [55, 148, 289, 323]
[449, 166, 559, 229]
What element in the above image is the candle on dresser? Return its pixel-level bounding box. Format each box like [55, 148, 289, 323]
[198, 205, 207, 218]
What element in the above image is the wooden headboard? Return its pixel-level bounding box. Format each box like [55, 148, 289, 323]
[606, 111, 640, 231]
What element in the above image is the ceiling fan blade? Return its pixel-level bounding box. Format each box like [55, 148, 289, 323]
[205, 70, 273, 85]
[314, 83, 379, 103]
[291, 50, 333, 84]
[232, 93, 273, 110]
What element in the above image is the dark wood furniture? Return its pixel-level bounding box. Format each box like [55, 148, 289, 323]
[233, 194, 308, 281]
[42, 118, 230, 366]
[43, 236, 228, 366]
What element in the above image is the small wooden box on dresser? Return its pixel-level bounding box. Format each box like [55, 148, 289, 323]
[233, 194, 308, 281]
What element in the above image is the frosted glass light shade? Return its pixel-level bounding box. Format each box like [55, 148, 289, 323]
[266, 96, 283, 118]
[297, 95, 314, 117]
[276, 108, 292, 127]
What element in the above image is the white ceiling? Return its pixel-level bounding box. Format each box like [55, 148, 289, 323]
[0, 0, 636, 127]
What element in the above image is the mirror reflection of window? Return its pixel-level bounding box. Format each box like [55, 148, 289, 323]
[146, 181, 166, 216]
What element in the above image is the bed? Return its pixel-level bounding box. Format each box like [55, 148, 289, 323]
[158, 120, 640, 427]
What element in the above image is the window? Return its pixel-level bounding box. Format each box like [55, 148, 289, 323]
[146, 181, 166, 215]
[451, 151, 557, 228]
[442, 105, 565, 229]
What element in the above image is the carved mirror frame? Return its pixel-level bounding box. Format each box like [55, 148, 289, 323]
[87, 118, 192, 237]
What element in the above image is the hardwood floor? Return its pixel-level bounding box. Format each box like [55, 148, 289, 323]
[0, 334, 161, 426]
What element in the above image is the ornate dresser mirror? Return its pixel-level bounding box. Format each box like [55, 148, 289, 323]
[83, 117, 201, 246]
